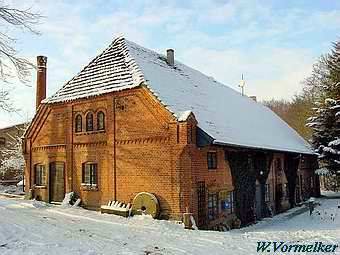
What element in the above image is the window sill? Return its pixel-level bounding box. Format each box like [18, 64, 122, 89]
[81, 183, 98, 191]
[75, 130, 106, 136]
[34, 185, 47, 189]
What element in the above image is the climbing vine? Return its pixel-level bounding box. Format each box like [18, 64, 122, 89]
[228, 150, 273, 226]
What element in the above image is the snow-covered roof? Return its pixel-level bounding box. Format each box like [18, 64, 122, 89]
[44, 36, 313, 154]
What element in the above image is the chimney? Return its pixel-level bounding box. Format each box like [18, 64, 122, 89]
[166, 49, 174, 66]
[36, 56, 47, 110]
[249, 96, 257, 102]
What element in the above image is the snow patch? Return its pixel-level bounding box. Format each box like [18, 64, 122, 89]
[61, 192, 74, 207]
[329, 138, 340, 146]
[177, 110, 192, 122]
[315, 167, 331, 176]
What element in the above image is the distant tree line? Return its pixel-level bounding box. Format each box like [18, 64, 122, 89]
[262, 65, 323, 141]
[262, 93, 314, 141]
[263, 39, 340, 181]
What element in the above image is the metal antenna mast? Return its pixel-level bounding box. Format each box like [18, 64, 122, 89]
[239, 74, 245, 96]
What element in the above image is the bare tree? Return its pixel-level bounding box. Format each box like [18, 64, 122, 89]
[0, 2, 42, 111]
[0, 123, 28, 180]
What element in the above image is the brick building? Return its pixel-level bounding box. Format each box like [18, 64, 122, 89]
[23, 36, 319, 229]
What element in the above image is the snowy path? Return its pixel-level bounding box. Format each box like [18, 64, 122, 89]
[0, 196, 339, 255]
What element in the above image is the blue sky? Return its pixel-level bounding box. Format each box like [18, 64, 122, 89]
[1, 0, 340, 127]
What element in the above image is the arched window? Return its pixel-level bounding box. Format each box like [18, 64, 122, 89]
[86, 112, 94, 131]
[97, 111, 105, 131]
[75, 115, 82, 133]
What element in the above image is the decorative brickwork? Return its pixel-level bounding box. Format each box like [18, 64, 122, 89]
[24, 87, 234, 223]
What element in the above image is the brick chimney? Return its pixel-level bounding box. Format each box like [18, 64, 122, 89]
[166, 49, 174, 66]
[36, 56, 47, 110]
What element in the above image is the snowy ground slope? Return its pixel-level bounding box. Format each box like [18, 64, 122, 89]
[0, 196, 339, 255]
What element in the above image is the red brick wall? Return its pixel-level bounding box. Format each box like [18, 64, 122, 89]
[24, 87, 234, 222]
[189, 145, 234, 227]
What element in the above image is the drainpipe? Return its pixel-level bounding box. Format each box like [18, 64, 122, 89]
[113, 97, 117, 201]
[71, 105, 74, 191]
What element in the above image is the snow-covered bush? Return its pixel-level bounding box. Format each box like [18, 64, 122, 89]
[61, 192, 81, 207]
[0, 125, 27, 180]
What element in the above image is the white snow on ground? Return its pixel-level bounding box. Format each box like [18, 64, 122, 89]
[0, 194, 339, 255]
[0, 184, 25, 196]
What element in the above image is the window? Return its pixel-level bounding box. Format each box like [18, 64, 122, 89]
[35, 164, 46, 186]
[265, 184, 270, 202]
[283, 183, 289, 199]
[220, 190, 234, 214]
[86, 112, 94, 131]
[75, 115, 82, 133]
[310, 176, 314, 188]
[207, 152, 217, 169]
[208, 193, 218, 220]
[0, 137, 5, 146]
[82, 163, 97, 185]
[97, 111, 105, 131]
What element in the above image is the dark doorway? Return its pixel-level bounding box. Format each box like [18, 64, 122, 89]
[275, 184, 283, 212]
[49, 162, 65, 202]
[255, 184, 262, 219]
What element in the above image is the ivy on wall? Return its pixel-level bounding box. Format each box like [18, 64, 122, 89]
[227, 150, 273, 226]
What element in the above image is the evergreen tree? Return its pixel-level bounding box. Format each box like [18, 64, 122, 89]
[307, 40, 340, 174]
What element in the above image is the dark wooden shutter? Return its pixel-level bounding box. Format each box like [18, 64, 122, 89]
[82, 163, 85, 183]
[42, 165, 46, 185]
[92, 164, 97, 185]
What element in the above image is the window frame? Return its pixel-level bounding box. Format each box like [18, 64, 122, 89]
[34, 164, 46, 186]
[86, 112, 94, 132]
[75, 114, 82, 133]
[220, 190, 234, 214]
[97, 111, 105, 131]
[82, 162, 98, 186]
[265, 184, 270, 202]
[207, 151, 218, 170]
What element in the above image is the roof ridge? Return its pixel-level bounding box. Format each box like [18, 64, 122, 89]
[118, 37, 146, 86]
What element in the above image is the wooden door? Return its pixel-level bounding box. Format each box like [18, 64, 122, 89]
[49, 162, 65, 202]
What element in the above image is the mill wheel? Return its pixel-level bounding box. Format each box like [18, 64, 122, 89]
[132, 192, 160, 219]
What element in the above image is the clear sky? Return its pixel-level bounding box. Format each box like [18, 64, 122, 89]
[0, 0, 340, 127]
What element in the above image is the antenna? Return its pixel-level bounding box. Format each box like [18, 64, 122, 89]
[239, 74, 245, 96]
